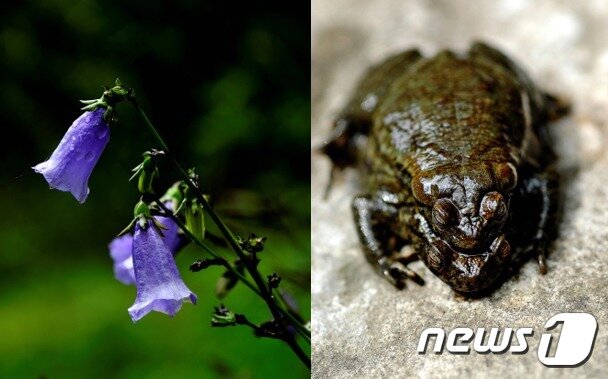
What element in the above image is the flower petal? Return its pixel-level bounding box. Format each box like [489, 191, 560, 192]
[157, 211, 182, 253]
[128, 221, 196, 322]
[33, 109, 110, 203]
[108, 234, 135, 285]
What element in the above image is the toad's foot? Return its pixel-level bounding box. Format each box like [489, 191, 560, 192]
[353, 194, 424, 289]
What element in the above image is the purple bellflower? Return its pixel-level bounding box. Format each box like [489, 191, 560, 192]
[33, 108, 110, 203]
[109, 202, 184, 285]
[128, 220, 197, 322]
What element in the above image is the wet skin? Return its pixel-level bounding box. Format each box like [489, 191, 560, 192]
[322, 42, 567, 294]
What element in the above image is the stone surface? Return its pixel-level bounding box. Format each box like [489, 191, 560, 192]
[311, 1, 608, 377]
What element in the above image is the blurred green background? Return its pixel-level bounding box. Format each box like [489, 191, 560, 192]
[0, 0, 309, 378]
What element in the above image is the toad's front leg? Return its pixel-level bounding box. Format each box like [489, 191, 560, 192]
[526, 169, 560, 274]
[352, 193, 424, 289]
[510, 167, 559, 274]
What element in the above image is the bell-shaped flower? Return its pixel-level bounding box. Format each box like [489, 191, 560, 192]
[108, 203, 184, 285]
[128, 220, 197, 322]
[33, 108, 110, 203]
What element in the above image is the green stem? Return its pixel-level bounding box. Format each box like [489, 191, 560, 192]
[130, 96, 310, 338]
[130, 97, 310, 367]
[159, 200, 311, 346]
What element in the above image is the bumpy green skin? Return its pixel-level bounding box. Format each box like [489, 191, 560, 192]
[322, 43, 566, 293]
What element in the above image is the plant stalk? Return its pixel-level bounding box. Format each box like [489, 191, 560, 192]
[130, 97, 310, 368]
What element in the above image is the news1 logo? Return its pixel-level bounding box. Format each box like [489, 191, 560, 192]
[417, 313, 598, 367]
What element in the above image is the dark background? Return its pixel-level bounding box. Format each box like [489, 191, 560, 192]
[0, 0, 310, 377]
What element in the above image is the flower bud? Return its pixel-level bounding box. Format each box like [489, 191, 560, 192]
[160, 182, 184, 210]
[185, 199, 206, 241]
[211, 305, 236, 327]
[239, 233, 267, 254]
[130, 150, 164, 194]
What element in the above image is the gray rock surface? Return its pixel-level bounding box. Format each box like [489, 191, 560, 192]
[311, 1, 608, 377]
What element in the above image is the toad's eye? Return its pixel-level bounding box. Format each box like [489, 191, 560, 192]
[432, 198, 459, 229]
[480, 191, 507, 221]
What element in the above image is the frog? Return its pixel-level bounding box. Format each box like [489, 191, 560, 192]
[321, 42, 568, 294]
